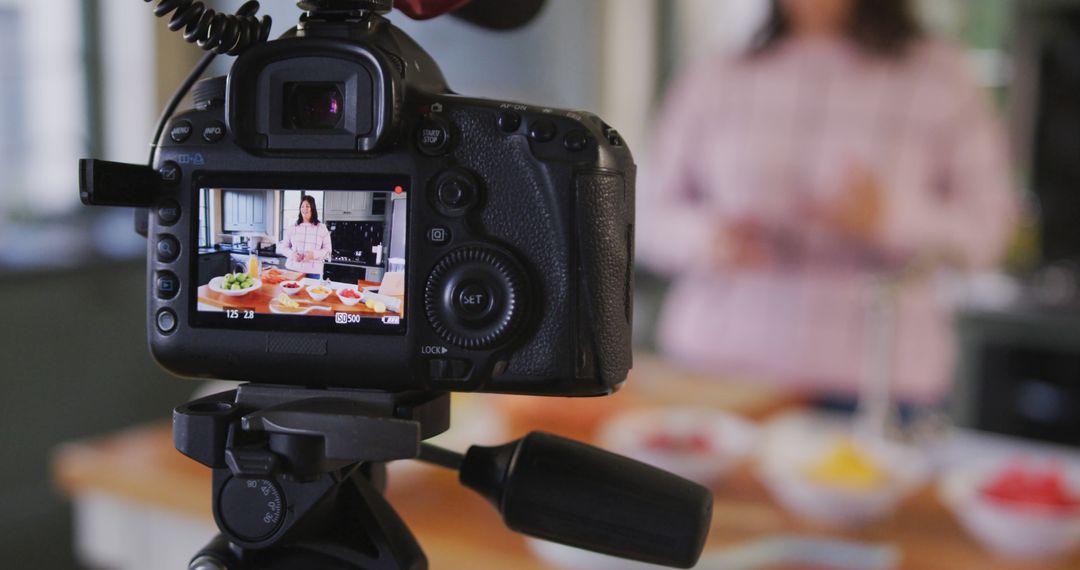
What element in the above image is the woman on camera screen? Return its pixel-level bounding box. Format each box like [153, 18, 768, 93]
[639, 0, 1020, 403]
[279, 195, 333, 279]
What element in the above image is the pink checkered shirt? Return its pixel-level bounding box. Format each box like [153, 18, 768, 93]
[638, 37, 1020, 403]
[279, 222, 333, 276]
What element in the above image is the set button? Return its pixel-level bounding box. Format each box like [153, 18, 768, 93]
[454, 281, 496, 321]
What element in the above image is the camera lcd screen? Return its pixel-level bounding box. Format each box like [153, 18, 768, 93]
[190, 182, 408, 335]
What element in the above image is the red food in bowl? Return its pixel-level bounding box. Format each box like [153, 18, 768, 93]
[980, 464, 1080, 513]
[340, 289, 360, 299]
[283, 282, 300, 289]
[644, 432, 714, 454]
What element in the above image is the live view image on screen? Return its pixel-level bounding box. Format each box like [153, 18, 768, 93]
[192, 184, 408, 333]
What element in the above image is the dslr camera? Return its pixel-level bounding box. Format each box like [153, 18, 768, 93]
[80, 2, 712, 569]
[85, 0, 634, 396]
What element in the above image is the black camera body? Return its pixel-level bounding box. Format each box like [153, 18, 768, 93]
[144, 13, 635, 396]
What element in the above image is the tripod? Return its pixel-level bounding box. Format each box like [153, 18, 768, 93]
[175, 385, 712, 569]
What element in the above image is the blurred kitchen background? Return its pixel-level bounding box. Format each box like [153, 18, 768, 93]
[6, 0, 1080, 568]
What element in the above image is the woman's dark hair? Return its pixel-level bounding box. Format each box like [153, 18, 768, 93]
[752, 0, 922, 58]
[297, 195, 321, 226]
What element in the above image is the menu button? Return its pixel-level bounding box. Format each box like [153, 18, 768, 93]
[169, 121, 193, 143]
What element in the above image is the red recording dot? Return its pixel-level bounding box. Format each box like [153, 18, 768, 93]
[394, 186, 404, 194]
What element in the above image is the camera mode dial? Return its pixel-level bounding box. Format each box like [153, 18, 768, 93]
[425, 248, 526, 350]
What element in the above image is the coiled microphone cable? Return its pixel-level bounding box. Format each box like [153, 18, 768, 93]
[145, 0, 271, 164]
[146, 0, 271, 55]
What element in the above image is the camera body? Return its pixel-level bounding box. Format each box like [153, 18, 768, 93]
[146, 14, 635, 395]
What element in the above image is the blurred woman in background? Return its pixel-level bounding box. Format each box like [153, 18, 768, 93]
[639, 0, 1019, 403]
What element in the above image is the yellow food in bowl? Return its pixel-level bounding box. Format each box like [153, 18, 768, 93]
[805, 439, 887, 490]
[309, 286, 330, 295]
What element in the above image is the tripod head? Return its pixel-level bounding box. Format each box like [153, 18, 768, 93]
[177, 386, 712, 569]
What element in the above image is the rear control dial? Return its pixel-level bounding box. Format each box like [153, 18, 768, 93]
[425, 248, 526, 350]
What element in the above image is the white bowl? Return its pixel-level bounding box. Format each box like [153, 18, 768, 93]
[306, 285, 332, 302]
[208, 276, 262, 297]
[940, 463, 1080, 560]
[526, 538, 668, 570]
[758, 417, 930, 527]
[336, 288, 363, 306]
[596, 408, 758, 486]
[279, 281, 303, 296]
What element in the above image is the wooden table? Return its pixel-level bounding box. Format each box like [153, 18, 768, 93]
[198, 277, 403, 319]
[52, 356, 1080, 569]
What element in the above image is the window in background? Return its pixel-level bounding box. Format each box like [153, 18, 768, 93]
[0, 1, 89, 269]
[0, 8, 25, 226]
[0, 0, 160, 271]
[199, 189, 211, 248]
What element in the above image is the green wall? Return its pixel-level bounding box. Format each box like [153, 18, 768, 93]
[0, 260, 196, 568]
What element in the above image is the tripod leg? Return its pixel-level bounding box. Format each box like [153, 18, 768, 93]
[289, 468, 427, 570]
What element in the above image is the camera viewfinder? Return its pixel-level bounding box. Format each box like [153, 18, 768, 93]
[286, 83, 345, 130]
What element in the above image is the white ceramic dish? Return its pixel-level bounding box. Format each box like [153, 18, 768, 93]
[336, 288, 363, 306]
[279, 281, 303, 296]
[597, 408, 758, 486]
[306, 285, 332, 302]
[940, 462, 1080, 560]
[757, 415, 930, 527]
[208, 276, 261, 297]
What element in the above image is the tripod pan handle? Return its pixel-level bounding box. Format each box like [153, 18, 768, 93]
[460, 432, 712, 568]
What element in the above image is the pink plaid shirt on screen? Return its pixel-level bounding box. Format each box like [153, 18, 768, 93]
[638, 38, 1020, 403]
[279, 222, 332, 276]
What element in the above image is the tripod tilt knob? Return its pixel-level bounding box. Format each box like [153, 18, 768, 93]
[218, 477, 286, 542]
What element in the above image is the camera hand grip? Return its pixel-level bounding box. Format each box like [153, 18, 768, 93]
[575, 171, 635, 388]
[460, 432, 712, 568]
